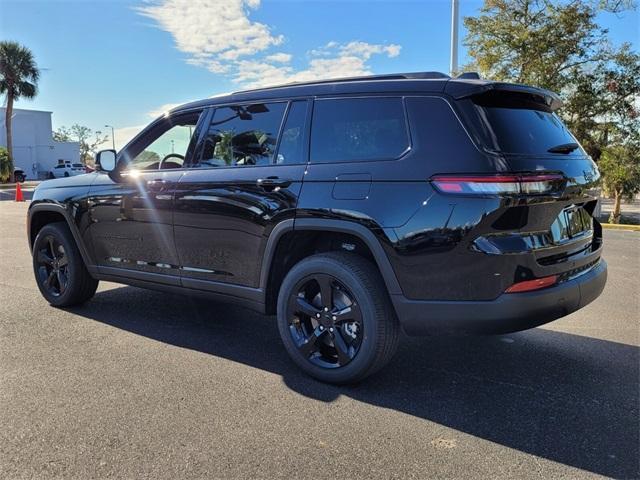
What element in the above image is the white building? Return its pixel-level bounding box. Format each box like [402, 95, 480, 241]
[0, 107, 80, 180]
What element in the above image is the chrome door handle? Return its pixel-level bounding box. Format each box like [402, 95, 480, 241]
[147, 179, 170, 191]
[256, 177, 292, 189]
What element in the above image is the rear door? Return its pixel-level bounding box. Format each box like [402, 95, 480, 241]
[173, 99, 310, 290]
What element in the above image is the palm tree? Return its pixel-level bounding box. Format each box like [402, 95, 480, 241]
[0, 41, 40, 181]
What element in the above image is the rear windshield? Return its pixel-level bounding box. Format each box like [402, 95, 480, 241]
[470, 92, 580, 155]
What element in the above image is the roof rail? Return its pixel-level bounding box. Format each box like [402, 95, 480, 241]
[233, 71, 451, 95]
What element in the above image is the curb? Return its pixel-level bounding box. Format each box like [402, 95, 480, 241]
[601, 223, 640, 231]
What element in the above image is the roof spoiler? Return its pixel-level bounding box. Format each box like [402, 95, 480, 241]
[445, 81, 563, 111]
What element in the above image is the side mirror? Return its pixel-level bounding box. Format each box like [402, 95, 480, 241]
[96, 149, 117, 172]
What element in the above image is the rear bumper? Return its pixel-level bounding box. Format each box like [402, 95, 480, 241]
[392, 259, 607, 335]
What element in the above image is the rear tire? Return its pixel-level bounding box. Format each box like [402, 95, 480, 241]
[277, 252, 400, 384]
[32, 222, 98, 307]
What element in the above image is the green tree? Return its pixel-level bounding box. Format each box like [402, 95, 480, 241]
[54, 124, 108, 165]
[561, 45, 640, 161]
[0, 146, 10, 182]
[463, 0, 609, 93]
[599, 145, 640, 223]
[0, 41, 40, 181]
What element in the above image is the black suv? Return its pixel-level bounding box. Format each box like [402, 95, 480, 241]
[28, 72, 607, 383]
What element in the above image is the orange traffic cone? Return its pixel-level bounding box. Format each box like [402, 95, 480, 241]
[15, 182, 24, 202]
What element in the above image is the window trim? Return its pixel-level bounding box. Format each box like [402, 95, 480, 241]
[309, 95, 412, 165]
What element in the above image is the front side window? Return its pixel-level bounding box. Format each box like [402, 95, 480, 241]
[196, 102, 287, 168]
[310, 97, 409, 163]
[123, 110, 202, 170]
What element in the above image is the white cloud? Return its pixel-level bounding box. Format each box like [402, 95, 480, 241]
[340, 41, 401, 60]
[237, 42, 401, 88]
[138, 0, 283, 67]
[136, 0, 402, 89]
[146, 102, 184, 118]
[236, 54, 375, 89]
[265, 52, 292, 63]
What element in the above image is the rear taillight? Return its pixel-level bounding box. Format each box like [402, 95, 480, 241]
[431, 173, 565, 195]
[505, 275, 558, 293]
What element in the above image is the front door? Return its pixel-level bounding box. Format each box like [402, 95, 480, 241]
[173, 100, 310, 290]
[87, 109, 205, 285]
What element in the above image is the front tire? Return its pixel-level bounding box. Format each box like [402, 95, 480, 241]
[277, 252, 400, 384]
[32, 222, 98, 307]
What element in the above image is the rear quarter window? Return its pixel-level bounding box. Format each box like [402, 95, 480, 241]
[404, 96, 483, 173]
[310, 97, 409, 163]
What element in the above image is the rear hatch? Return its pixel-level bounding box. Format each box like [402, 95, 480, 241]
[449, 85, 603, 282]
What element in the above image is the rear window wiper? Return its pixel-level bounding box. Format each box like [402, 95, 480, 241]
[547, 142, 579, 154]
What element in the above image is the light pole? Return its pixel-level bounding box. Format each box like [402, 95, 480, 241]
[105, 124, 115, 150]
[450, 0, 459, 77]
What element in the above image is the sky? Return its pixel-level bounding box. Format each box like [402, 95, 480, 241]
[0, 0, 638, 150]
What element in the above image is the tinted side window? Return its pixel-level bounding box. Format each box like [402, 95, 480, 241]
[310, 97, 409, 163]
[120, 110, 203, 170]
[405, 97, 485, 173]
[196, 102, 286, 167]
[275, 101, 309, 165]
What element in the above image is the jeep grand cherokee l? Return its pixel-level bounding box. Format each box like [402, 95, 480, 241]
[28, 72, 607, 384]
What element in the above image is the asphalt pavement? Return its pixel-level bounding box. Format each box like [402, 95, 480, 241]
[1, 201, 638, 479]
[0, 185, 35, 202]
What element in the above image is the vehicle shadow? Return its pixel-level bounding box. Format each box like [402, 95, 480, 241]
[71, 285, 639, 478]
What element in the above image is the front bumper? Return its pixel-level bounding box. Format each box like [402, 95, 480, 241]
[392, 259, 607, 335]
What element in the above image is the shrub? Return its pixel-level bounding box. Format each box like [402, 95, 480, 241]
[0, 147, 10, 183]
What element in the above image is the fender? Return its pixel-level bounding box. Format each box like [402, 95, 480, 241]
[259, 218, 403, 296]
[28, 202, 98, 275]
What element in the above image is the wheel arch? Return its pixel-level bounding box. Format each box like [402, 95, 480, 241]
[261, 218, 402, 315]
[28, 203, 95, 272]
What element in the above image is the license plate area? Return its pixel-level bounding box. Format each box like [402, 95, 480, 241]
[550, 206, 592, 243]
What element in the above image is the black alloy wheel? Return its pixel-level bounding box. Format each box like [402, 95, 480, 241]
[287, 273, 363, 368]
[36, 235, 69, 297]
[277, 252, 400, 384]
[32, 222, 98, 307]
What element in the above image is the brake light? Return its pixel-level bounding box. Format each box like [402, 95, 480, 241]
[505, 275, 558, 293]
[431, 174, 564, 195]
